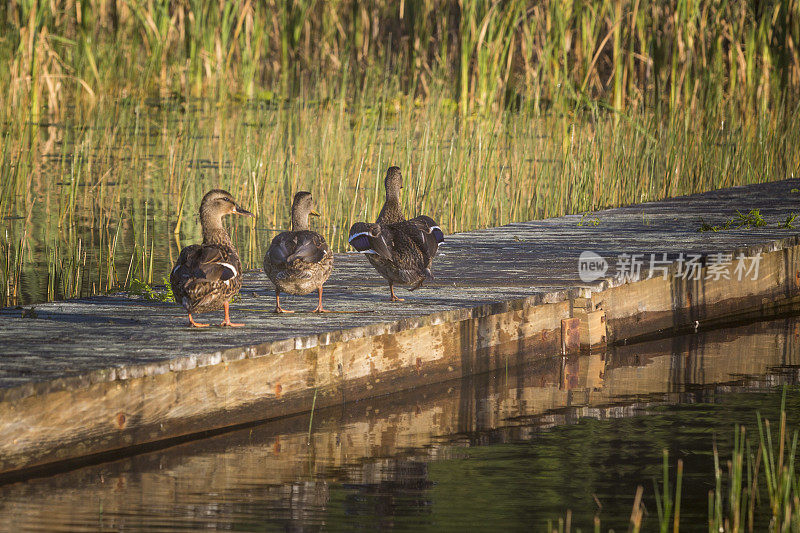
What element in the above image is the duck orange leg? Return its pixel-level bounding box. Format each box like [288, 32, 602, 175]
[312, 286, 330, 313]
[274, 291, 294, 313]
[188, 313, 209, 328]
[389, 283, 404, 302]
[220, 300, 244, 327]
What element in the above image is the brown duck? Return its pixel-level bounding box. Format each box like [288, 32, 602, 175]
[263, 191, 333, 313]
[170, 189, 253, 327]
[348, 167, 444, 301]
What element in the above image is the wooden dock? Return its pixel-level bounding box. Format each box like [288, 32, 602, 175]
[1, 315, 798, 526]
[1, 179, 799, 477]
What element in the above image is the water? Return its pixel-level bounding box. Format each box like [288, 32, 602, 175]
[1, 315, 799, 531]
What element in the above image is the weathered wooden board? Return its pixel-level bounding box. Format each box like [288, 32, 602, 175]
[0, 179, 799, 476]
[1, 315, 798, 529]
[0, 298, 571, 474]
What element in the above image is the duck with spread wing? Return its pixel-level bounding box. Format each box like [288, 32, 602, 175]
[348, 167, 444, 301]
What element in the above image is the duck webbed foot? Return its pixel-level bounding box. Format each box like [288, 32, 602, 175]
[220, 301, 245, 327]
[312, 287, 331, 313]
[274, 292, 295, 313]
[389, 283, 405, 302]
[188, 313, 209, 328]
[408, 279, 425, 291]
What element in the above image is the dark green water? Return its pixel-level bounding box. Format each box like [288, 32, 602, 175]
[1, 315, 799, 531]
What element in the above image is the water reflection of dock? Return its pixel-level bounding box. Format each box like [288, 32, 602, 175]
[0, 179, 799, 476]
[1, 316, 798, 530]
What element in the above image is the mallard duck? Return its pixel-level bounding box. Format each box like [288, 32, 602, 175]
[348, 166, 444, 301]
[170, 189, 253, 327]
[348, 216, 444, 301]
[263, 191, 333, 313]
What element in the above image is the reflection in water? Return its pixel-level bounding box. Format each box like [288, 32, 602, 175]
[1, 316, 799, 531]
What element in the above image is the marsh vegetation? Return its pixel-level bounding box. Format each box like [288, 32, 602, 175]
[1, 1, 798, 305]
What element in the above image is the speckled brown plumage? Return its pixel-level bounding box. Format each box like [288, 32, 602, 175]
[349, 216, 444, 301]
[263, 191, 333, 313]
[170, 189, 253, 327]
[376, 166, 404, 224]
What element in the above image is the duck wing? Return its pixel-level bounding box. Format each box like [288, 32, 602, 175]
[191, 244, 240, 282]
[401, 216, 444, 260]
[381, 225, 433, 284]
[408, 216, 444, 243]
[268, 231, 330, 265]
[266, 232, 293, 265]
[170, 243, 241, 311]
[170, 244, 201, 296]
[285, 231, 330, 263]
[348, 222, 394, 260]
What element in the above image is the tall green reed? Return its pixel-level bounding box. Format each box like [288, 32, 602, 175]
[1, 1, 797, 117]
[549, 389, 800, 532]
[1, 1, 799, 305]
[2, 85, 797, 306]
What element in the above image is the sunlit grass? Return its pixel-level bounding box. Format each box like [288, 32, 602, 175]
[1, 86, 797, 306]
[1, 1, 797, 117]
[1, 0, 799, 305]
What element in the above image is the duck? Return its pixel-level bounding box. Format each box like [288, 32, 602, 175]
[170, 189, 253, 327]
[263, 191, 333, 313]
[348, 167, 444, 301]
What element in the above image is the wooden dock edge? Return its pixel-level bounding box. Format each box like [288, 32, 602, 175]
[1, 238, 799, 476]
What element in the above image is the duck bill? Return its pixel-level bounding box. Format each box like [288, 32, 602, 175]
[234, 205, 254, 217]
[310, 210, 322, 217]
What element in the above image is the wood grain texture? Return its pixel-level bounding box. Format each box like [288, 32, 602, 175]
[1, 315, 798, 528]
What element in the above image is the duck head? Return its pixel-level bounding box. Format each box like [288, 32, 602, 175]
[199, 189, 253, 244]
[384, 166, 403, 200]
[200, 189, 253, 219]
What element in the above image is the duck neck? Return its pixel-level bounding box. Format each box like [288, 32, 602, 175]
[377, 190, 403, 224]
[291, 210, 310, 231]
[202, 215, 233, 247]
